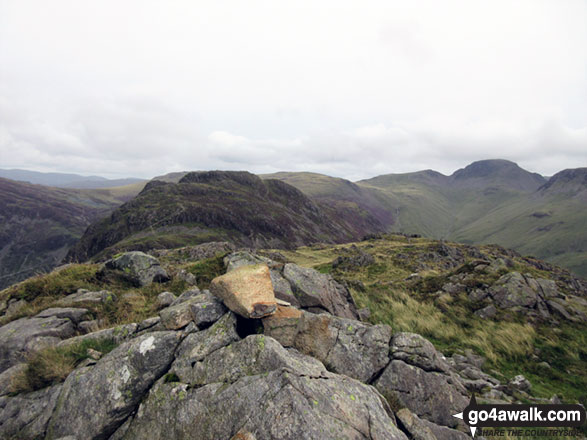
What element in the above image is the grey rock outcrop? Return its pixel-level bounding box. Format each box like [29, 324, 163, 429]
[47, 331, 183, 440]
[101, 252, 170, 287]
[283, 263, 359, 319]
[266, 310, 392, 383]
[0, 313, 76, 373]
[375, 360, 468, 429]
[159, 292, 227, 330]
[120, 335, 408, 440]
[57, 289, 116, 306]
[0, 384, 62, 440]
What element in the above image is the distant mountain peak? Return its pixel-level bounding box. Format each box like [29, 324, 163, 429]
[538, 168, 587, 198]
[450, 159, 546, 191]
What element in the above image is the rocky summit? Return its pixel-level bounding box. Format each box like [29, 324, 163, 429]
[0, 236, 586, 439]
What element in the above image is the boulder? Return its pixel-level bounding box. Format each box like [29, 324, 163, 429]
[47, 331, 183, 440]
[210, 264, 277, 318]
[159, 300, 197, 330]
[420, 419, 471, 440]
[391, 333, 450, 373]
[488, 272, 538, 309]
[188, 292, 228, 329]
[171, 312, 240, 382]
[283, 263, 358, 319]
[102, 252, 169, 287]
[0, 362, 26, 397]
[159, 292, 228, 330]
[156, 291, 176, 309]
[375, 360, 468, 428]
[120, 335, 408, 440]
[35, 307, 90, 325]
[395, 408, 437, 440]
[224, 251, 272, 272]
[270, 269, 300, 307]
[0, 315, 76, 373]
[170, 287, 201, 306]
[4, 298, 27, 318]
[269, 311, 392, 383]
[474, 305, 497, 319]
[57, 289, 116, 306]
[262, 305, 303, 347]
[508, 374, 531, 393]
[0, 384, 62, 440]
[57, 323, 138, 348]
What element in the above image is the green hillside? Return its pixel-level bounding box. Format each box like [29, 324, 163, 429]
[266, 161, 587, 278]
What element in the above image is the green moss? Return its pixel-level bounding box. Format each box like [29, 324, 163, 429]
[164, 372, 180, 383]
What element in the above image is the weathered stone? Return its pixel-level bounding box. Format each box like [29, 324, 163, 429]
[546, 300, 572, 319]
[489, 272, 539, 309]
[57, 323, 138, 348]
[170, 287, 201, 306]
[224, 251, 272, 272]
[103, 251, 170, 287]
[0, 315, 75, 373]
[508, 374, 531, 393]
[262, 305, 303, 347]
[171, 313, 240, 382]
[210, 264, 277, 318]
[289, 312, 392, 383]
[159, 293, 227, 330]
[4, 299, 27, 318]
[474, 304, 497, 319]
[136, 316, 160, 332]
[358, 307, 371, 321]
[159, 299, 196, 330]
[468, 289, 488, 302]
[35, 307, 90, 324]
[78, 319, 105, 333]
[0, 362, 26, 397]
[375, 360, 468, 428]
[420, 419, 470, 440]
[156, 291, 176, 309]
[120, 336, 408, 440]
[391, 333, 449, 373]
[270, 268, 300, 306]
[47, 331, 183, 440]
[190, 335, 326, 386]
[395, 408, 437, 440]
[283, 263, 358, 319]
[0, 384, 62, 440]
[176, 270, 197, 286]
[188, 292, 227, 328]
[57, 289, 116, 306]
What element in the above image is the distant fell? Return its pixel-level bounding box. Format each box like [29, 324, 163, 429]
[67, 171, 377, 262]
[0, 169, 145, 189]
[450, 159, 546, 191]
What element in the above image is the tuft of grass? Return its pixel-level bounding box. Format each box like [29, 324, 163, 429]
[186, 255, 226, 288]
[2, 264, 102, 303]
[10, 338, 118, 394]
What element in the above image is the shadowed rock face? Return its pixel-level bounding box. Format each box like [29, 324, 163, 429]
[66, 171, 370, 262]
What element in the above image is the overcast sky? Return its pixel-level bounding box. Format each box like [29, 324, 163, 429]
[0, 0, 586, 180]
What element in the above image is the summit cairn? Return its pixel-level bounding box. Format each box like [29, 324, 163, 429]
[210, 264, 277, 319]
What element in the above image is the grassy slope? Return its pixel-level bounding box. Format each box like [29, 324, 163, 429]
[266, 166, 585, 278]
[273, 236, 587, 410]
